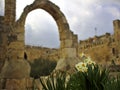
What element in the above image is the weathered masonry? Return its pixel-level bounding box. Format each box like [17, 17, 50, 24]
[0, 0, 120, 89]
[0, 0, 79, 89]
[78, 20, 120, 66]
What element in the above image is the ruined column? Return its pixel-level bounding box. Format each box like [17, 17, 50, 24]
[4, 0, 16, 25]
[113, 20, 120, 59]
[0, 1, 31, 89]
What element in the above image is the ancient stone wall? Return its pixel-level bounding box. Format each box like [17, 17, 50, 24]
[25, 45, 60, 62]
[78, 20, 120, 66]
[79, 33, 113, 50]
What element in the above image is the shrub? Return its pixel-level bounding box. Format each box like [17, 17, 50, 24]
[29, 58, 57, 79]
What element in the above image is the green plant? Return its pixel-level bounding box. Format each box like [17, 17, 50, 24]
[29, 58, 57, 79]
[84, 65, 109, 90]
[66, 72, 86, 90]
[38, 54, 120, 90]
[31, 79, 38, 90]
[40, 71, 67, 90]
[67, 64, 109, 90]
[104, 75, 120, 90]
[38, 65, 120, 90]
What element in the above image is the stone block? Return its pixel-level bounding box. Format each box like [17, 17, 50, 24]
[6, 78, 27, 90]
[73, 34, 78, 41]
[60, 31, 67, 40]
[60, 39, 73, 48]
[15, 26, 24, 33]
[55, 57, 80, 73]
[64, 39, 73, 48]
[0, 60, 30, 79]
[61, 48, 77, 58]
[60, 41, 64, 48]
[17, 33, 24, 41]
[7, 49, 24, 60]
[8, 41, 24, 49]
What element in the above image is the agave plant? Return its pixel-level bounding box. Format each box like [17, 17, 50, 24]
[39, 71, 68, 90]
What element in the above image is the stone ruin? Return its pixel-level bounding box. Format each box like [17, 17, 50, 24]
[0, 0, 120, 89]
[78, 20, 120, 66]
[25, 20, 120, 67]
[0, 0, 79, 89]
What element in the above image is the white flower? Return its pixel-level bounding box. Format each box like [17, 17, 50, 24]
[75, 55, 96, 72]
[84, 57, 96, 65]
[80, 53, 85, 57]
[75, 62, 88, 72]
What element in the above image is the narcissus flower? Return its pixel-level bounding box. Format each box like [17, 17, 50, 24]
[75, 55, 96, 72]
[75, 62, 88, 72]
[84, 57, 96, 65]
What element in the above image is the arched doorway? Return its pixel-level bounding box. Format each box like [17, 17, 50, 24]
[17, 0, 72, 41]
[25, 9, 60, 48]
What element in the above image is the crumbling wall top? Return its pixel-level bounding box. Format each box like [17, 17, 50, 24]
[0, 16, 4, 24]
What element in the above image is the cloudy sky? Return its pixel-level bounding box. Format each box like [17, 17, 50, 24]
[0, 0, 120, 48]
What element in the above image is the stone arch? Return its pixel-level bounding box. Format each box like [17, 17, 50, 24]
[17, 0, 72, 41]
[16, 0, 78, 59]
[25, 9, 60, 48]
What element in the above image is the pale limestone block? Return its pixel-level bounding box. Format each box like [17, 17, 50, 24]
[0, 60, 30, 79]
[8, 41, 24, 49]
[64, 39, 73, 48]
[6, 78, 26, 90]
[60, 40, 64, 48]
[17, 33, 24, 41]
[61, 48, 77, 58]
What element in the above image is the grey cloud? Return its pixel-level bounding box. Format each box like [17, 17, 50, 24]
[24, 0, 117, 47]
[25, 23, 60, 48]
[60, 0, 119, 41]
[24, 9, 60, 48]
[98, 0, 120, 5]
